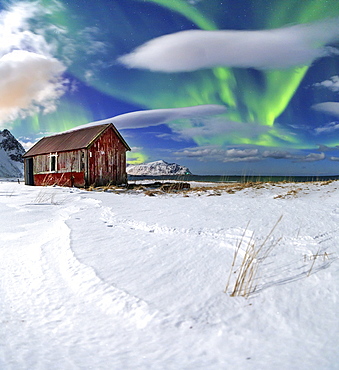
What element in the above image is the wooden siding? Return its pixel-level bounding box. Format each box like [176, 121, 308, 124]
[33, 149, 86, 174]
[31, 149, 87, 187]
[24, 124, 128, 187]
[88, 126, 127, 186]
[34, 172, 85, 187]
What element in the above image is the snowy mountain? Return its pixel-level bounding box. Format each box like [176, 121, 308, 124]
[0, 129, 25, 178]
[127, 160, 192, 176]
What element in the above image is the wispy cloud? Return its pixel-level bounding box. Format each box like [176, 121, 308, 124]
[0, 1, 68, 126]
[314, 121, 339, 134]
[171, 117, 269, 141]
[312, 102, 339, 118]
[174, 146, 261, 162]
[223, 149, 261, 163]
[175, 146, 325, 163]
[263, 150, 325, 162]
[119, 18, 339, 72]
[67, 105, 227, 131]
[295, 152, 325, 162]
[262, 150, 296, 159]
[317, 144, 339, 151]
[78, 27, 108, 56]
[314, 75, 339, 92]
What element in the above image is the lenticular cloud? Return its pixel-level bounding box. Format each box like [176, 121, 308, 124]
[312, 102, 339, 118]
[119, 18, 339, 72]
[65, 104, 227, 132]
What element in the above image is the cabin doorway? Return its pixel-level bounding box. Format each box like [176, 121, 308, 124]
[25, 158, 34, 185]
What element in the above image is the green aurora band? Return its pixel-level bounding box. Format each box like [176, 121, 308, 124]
[10, 0, 339, 156]
[137, 0, 337, 148]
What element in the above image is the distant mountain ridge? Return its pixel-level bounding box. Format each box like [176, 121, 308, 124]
[0, 129, 25, 178]
[127, 160, 192, 176]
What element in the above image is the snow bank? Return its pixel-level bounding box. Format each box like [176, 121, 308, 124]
[0, 180, 338, 369]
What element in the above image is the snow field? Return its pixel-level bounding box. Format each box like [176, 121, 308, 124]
[0, 180, 338, 369]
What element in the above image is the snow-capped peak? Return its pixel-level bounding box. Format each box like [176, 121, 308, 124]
[127, 160, 192, 176]
[0, 129, 25, 178]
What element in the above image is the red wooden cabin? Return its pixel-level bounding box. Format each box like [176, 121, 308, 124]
[23, 123, 130, 187]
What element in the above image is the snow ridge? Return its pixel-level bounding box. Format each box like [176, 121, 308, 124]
[127, 160, 192, 176]
[0, 129, 25, 177]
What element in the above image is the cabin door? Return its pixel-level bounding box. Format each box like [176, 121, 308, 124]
[25, 158, 34, 185]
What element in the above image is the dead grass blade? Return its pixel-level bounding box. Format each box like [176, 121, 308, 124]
[225, 215, 283, 298]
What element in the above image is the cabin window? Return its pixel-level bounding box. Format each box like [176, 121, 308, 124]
[80, 151, 85, 171]
[49, 153, 58, 172]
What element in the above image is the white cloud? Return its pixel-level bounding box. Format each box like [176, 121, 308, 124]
[0, 50, 66, 125]
[130, 146, 144, 152]
[314, 75, 339, 92]
[19, 140, 36, 151]
[225, 148, 259, 158]
[223, 149, 260, 163]
[314, 121, 339, 134]
[0, 1, 67, 126]
[175, 146, 325, 163]
[0, 2, 53, 56]
[264, 150, 325, 162]
[296, 152, 325, 162]
[119, 18, 339, 72]
[114, 105, 227, 129]
[174, 146, 261, 162]
[312, 102, 339, 118]
[65, 105, 227, 132]
[262, 150, 295, 159]
[175, 147, 225, 159]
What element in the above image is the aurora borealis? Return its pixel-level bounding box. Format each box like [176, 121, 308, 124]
[1, 0, 339, 175]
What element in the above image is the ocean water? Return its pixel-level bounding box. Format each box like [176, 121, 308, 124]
[128, 174, 339, 184]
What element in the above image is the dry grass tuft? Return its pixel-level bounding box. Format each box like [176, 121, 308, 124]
[225, 215, 283, 298]
[306, 247, 329, 277]
[85, 179, 338, 196]
[320, 180, 334, 186]
[144, 190, 163, 196]
[160, 182, 190, 192]
[274, 188, 302, 199]
[32, 187, 67, 205]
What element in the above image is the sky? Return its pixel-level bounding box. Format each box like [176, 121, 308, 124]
[1, 0, 339, 175]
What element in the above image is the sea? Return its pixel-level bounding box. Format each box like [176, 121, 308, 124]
[128, 174, 339, 184]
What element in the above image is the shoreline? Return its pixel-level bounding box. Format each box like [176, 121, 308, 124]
[127, 173, 339, 184]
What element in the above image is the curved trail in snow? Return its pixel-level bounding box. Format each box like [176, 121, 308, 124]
[0, 186, 160, 368]
[0, 182, 338, 369]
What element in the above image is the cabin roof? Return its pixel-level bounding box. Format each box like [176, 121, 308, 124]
[23, 123, 130, 157]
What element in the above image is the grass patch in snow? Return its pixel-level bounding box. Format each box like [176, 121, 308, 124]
[82, 179, 338, 197]
[225, 215, 283, 298]
[32, 187, 69, 205]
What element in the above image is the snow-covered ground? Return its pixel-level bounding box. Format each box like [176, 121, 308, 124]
[0, 180, 338, 369]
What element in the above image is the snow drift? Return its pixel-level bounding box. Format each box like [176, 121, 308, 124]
[0, 179, 338, 369]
